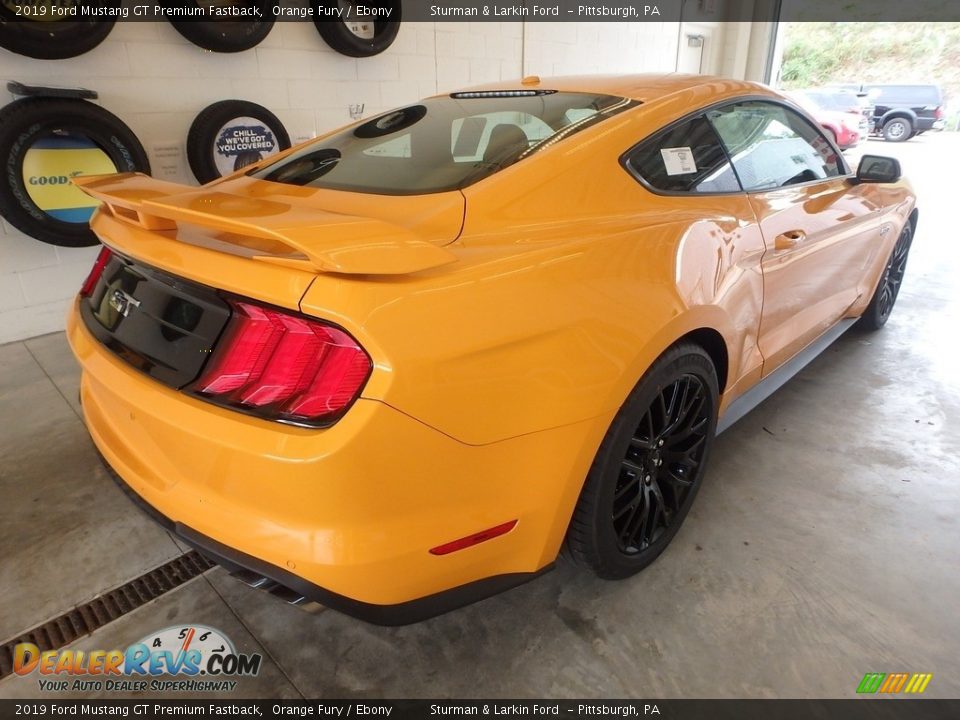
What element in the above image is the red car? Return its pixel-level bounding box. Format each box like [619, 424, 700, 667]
[789, 90, 867, 150]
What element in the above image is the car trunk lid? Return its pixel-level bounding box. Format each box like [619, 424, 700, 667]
[73, 172, 463, 393]
[80, 250, 233, 390]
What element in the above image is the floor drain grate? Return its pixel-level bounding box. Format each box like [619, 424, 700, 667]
[0, 550, 214, 680]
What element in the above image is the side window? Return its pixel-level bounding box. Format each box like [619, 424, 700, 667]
[707, 101, 842, 191]
[624, 115, 740, 193]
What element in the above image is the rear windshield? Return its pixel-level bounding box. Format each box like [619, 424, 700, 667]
[250, 91, 634, 195]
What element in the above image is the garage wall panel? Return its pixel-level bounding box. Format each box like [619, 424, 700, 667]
[0, 19, 683, 344]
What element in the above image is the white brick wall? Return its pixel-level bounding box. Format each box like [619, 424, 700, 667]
[0, 19, 705, 344]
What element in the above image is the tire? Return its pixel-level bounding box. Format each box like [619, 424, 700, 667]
[882, 117, 912, 142]
[567, 343, 719, 579]
[168, 2, 275, 52]
[858, 223, 913, 331]
[311, 0, 401, 57]
[0, 98, 149, 247]
[187, 100, 291, 184]
[0, 2, 119, 59]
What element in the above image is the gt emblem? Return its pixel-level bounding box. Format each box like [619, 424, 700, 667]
[109, 288, 141, 317]
[879, 225, 891, 236]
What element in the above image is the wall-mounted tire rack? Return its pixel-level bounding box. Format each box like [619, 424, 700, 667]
[312, 0, 402, 57]
[187, 99, 291, 183]
[167, 0, 276, 52]
[0, 1, 120, 58]
[0, 83, 150, 247]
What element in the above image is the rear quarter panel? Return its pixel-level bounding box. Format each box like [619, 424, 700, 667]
[301, 94, 770, 445]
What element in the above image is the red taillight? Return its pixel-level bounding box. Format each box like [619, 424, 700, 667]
[191, 300, 371, 426]
[934, 106, 945, 119]
[80, 246, 113, 297]
[429, 520, 518, 556]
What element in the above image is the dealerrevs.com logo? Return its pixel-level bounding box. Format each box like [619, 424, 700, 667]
[14, 625, 262, 693]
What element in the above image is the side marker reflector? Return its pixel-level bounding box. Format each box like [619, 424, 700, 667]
[429, 520, 518, 556]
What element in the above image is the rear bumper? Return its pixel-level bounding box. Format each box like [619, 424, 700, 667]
[98, 452, 552, 625]
[68, 299, 602, 621]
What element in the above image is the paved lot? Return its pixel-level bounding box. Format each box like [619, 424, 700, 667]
[1, 132, 958, 700]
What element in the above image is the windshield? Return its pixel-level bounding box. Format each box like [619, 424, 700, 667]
[251, 91, 635, 195]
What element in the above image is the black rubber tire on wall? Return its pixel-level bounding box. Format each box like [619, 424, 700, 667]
[311, 0, 402, 57]
[187, 100, 291, 184]
[168, 1, 275, 52]
[0, 98, 149, 247]
[0, 2, 119, 59]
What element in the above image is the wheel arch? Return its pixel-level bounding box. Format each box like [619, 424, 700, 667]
[548, 312, 738, 568]
[598, 308, 739, 424]
[881, 109, 917, 125]
[675, 327, 729, 394]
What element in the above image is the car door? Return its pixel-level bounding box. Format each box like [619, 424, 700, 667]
[622, 112, 768, 405]
[708, 100, 882, 375]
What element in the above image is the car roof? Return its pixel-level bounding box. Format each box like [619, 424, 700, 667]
[456, 74, 775, 103]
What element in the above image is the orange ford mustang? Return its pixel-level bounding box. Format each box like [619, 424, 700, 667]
[67, 75, 917, 624]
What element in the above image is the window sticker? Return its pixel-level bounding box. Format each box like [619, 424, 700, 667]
[661, 147, 697, 175]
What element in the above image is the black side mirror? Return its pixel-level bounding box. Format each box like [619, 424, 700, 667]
[856, 155, 901, 183]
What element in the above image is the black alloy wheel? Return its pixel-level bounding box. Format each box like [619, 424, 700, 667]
[567, 343, 719, 579]
[613, 374, 710, 555]
[859, 223, 913, 331]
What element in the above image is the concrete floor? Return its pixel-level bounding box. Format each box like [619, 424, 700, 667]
[1, 134, 958, 700]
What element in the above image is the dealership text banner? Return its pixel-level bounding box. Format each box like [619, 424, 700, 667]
[5, 0, 960, 22]
[2, 700, 960, 719]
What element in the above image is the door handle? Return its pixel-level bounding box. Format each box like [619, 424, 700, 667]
[775, 230, 806, 251]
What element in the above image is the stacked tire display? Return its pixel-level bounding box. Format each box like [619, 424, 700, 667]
[0, 2, 403, 246]
[0, 1, 402, 57]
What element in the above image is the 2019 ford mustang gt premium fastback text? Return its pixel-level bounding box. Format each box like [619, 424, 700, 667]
[67, 75, 917, 624]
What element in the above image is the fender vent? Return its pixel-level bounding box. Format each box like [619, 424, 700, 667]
[0, 551, 214, 679]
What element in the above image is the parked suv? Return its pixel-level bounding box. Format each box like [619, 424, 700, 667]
[833, 84, 946, 142]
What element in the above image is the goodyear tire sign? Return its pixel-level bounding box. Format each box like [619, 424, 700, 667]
[22, 132, 116, 223]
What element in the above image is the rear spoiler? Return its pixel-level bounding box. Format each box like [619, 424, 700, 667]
[73, 173, 457, 275]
